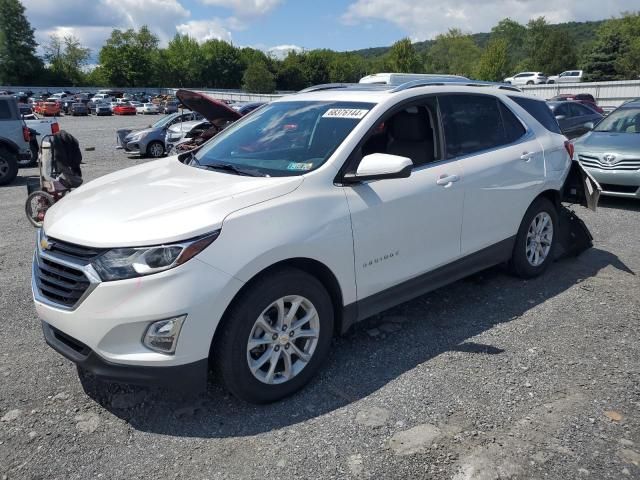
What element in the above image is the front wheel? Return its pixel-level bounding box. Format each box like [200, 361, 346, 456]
[25, 191, 55, 227]
[213, 268, 334, 403]
[146, 141, 165, 158]
[510, 197, 558, 278]
[526, 80, 534, 85]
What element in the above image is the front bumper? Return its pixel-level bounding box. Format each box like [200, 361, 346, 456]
[32, 235, 244, 390]
[42, 321, 209, 390]
[581, 166, 640, 199]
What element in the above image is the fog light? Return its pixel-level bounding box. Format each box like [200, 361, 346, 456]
[143, 315, 186, 354]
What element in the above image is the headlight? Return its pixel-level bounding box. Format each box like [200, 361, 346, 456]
[127, 132, 144, 142]
[92, 230, 220, 281]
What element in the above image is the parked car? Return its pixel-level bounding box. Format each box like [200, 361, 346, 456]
[35, 81, 598, 403]
[70, 103, 89, 116]
[137, 102, 159, 115]
[94, 104, 112, 116]
[549, 94, 604, 115]
[359, 72, 470, 85]
[547, 70, 583, 84]
[232, 101, 266, 116]
[37, 101, 61, 116]
[504, 72, 548, 86]
[113, 103, 137, 115]
[0, 95, 33, 184]
[162, 101, 180, 114]
[547, 101, 603, 139]
[165, 91, 241, 154]
[116, 111, 202, 157]
[574, 100, 640, 199]
[93, 93, 112, 103]
[109, 101, 119, 112]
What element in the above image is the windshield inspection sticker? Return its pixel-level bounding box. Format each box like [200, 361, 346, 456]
[322, 108, 369, 119]
[287, 162, 314, 171]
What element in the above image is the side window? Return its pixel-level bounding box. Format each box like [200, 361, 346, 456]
[438, 94, 508, 158]
[498, 102, 526, 143]
[555, 104, 570, 117]
[508, 96, 562, 134]
[0, 100, 12, 120]
[360, 98, 441, 166]
[571, 103, 593, 116]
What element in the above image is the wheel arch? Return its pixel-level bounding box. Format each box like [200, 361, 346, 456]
[0, 138, 20, 155]
[209, 257, 346, 360]
[536, 189, 561, 211]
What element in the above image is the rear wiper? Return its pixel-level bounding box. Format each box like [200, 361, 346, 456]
[199, 162, 265, 177]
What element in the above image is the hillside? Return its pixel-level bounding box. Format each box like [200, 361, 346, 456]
[350, 19, 604, 59]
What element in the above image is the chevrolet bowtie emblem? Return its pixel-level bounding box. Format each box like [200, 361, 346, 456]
[40, 237, 51, 250]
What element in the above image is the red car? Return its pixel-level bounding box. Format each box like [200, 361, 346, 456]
[549, 94, 604, 115]
[113, 103, 136, 115]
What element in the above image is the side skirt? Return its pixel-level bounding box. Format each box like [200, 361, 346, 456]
[340, 236, 516, 333]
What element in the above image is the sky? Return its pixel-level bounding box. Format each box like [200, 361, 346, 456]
[21, 0, 639, 59]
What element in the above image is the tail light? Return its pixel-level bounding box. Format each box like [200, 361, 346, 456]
[564, 140, 574, 160]
[23, 126, 30, 142]
[51, 122, 60, 134]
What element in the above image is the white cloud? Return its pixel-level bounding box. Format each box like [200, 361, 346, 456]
[198, 0, 282, 16]
[176, 18, 233, 43]
[342, 0, 640, 40]
[267, 44, 303, 59]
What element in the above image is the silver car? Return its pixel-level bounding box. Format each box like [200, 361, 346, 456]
[116, 111, 201, 158]
[574, 100, 640, 199]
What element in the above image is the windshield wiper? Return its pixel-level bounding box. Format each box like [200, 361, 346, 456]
[198, 162, 265, 177]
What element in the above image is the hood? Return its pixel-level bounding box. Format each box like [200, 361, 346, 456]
[43, 157, 303, 248]
[574, 131, 640, 155]
[176, 89, 241, 123]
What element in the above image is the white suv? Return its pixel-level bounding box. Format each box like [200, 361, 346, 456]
[33, 82, 597, 403]
[504, 72, 548, 86]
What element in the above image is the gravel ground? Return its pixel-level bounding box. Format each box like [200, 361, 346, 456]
[1, 114, 639, 480]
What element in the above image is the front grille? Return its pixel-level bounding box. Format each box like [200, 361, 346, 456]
[579, 154, 640, 171]
[46, 236, 104, 261]
[34, 256, 91, 307]
[599, 183, 639, 194]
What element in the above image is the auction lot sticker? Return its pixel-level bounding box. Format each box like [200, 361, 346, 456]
[322, 108, 369, 119]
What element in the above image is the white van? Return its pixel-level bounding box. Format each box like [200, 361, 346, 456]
[93, 93, 112, 103]
[359, 73, 469, 85]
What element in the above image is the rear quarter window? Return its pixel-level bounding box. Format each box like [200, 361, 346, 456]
[509, 96, 562, 134]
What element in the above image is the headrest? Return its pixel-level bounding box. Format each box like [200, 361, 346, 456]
[389, 109, 431, 142]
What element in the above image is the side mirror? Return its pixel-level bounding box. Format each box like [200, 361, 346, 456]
[343, 153, 413, 184]
[584, 122, 595, 131]
[555, 115, 566, 121]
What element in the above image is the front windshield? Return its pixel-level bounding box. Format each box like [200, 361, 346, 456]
[192, 101, 374, 176]
[594, 108, 640, 133]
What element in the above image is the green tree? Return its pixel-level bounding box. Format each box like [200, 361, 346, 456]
[474, 38, 509, 81]
[490, 18, 527, 73]
[200, 39, 243, 88]
[276, 51, 307, 90]
[242, 60, 276, 93]
[44, 34, 90, 86]
[537, 29, 577, 75]
[523, 17, 550, 70]
[98, 26, 160, 87]
[84, 65, 108, 86]
[0, 0, 43, 85]
[162, 34, 203, 87]
[387, 38, 422, 73]
[425, 29, 480, 77]
[582, 29, 628, 81]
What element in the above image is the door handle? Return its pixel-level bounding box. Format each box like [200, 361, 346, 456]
[520, 152, 534, 161]
[436, 174, 460, 186]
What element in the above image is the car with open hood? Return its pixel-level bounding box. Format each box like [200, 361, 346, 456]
[116, 110, 202, 158]
[34, 80, 598, 404]
[165, 90, 241, 154]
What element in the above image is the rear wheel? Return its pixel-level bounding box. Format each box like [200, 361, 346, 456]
[25, 191, 54, 227]
[510, 197, 558, 278]
[0, 146, 18, 186]
[146, 141, 165, 158]
[213, 268, 334, 403]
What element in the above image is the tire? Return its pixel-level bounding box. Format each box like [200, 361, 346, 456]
[146, 141, 165, 158]
[0, 146, 19, 186]
[526, 81, 534, 85]
[547, 80, 555, 84]
[25, 191, 55, 227]
[510, 197, 558, 279]
[213, 267, 334, 403]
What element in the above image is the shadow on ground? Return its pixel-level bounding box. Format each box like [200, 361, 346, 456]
[79, 246, 633, 439]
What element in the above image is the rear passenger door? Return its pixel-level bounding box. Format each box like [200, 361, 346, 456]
[438, 94, 545, 256]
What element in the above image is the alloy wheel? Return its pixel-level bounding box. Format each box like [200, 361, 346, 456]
[246, 295, 320, 385]
[526, 212, 553, 267]
[148, 142, 164, 158]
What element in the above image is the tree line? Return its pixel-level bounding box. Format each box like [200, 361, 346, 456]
[0, 0, 638, 93]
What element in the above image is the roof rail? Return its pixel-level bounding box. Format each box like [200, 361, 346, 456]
[391, 79, 522, 93]
[298, 83, 350, 93]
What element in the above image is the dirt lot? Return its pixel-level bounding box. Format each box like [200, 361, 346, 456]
[0, 114, 639, 480]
